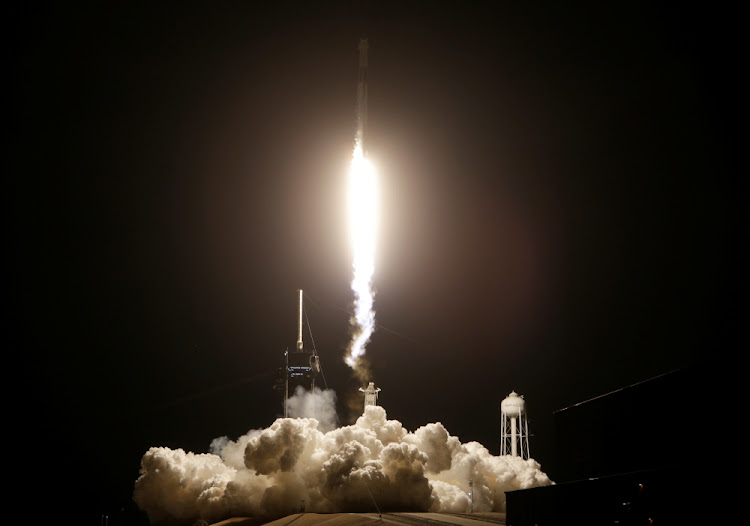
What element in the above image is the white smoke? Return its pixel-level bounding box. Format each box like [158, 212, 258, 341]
[285, 386, 338, 432]
[134, 403, 552, 525]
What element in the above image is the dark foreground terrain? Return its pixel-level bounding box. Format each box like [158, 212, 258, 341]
[212, 512, 507, 526]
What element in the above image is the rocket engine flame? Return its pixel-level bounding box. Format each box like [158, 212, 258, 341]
[345, 140, 378, 373]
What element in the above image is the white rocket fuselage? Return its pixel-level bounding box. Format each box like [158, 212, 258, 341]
[356, 37, 368, 150]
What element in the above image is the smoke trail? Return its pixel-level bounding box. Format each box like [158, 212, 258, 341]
[345, 140, 378, 376]
[134, 403, 552, 525]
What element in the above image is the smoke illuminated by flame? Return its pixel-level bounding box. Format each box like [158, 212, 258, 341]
[345, 141, 378, 372]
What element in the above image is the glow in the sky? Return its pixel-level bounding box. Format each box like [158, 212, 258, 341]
[345, 140, 378, 370]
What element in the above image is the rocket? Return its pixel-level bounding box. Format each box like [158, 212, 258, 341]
[356, 37, 368, 151]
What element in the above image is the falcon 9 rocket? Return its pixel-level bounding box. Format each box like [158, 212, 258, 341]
[356, 37, 368, 151]
[345, 37, 378, 374]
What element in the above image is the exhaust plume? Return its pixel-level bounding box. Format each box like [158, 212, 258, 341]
[134, 402, 552, 525]
[345, 140, 378, 377]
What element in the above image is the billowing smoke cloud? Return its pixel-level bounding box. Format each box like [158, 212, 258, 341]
[134, 402, 552, 525]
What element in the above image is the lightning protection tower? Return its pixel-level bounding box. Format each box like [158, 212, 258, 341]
[501, 391, 531, 459]
[359, 381, 380, 412]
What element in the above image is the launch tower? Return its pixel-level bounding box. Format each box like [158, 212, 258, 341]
[276, 290, 320, 416]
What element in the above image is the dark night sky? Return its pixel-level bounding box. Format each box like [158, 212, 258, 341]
[9, 2, 741, 521]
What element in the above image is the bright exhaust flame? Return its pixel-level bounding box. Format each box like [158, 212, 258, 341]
[345, 141, 378, 371]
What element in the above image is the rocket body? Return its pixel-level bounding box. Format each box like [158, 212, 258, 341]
[356, 37, 368, 150]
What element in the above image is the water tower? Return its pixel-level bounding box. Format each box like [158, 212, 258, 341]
[501, 391, 530, 459]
